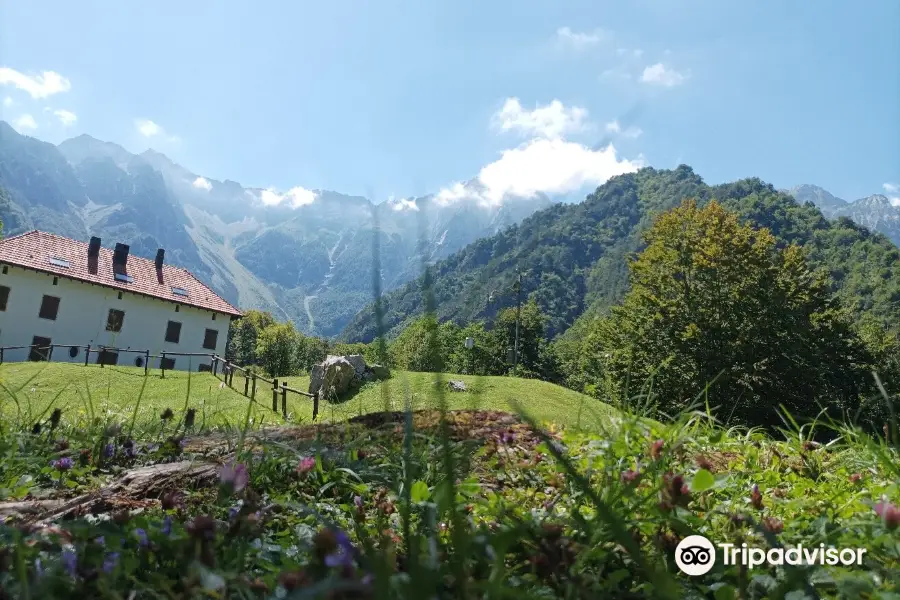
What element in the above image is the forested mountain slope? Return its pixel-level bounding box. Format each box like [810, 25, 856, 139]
[341, 166, 900, 343]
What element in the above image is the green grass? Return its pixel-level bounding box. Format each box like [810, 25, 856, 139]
[275, 370, 619, 430]
[0, 362, 619, 432]
[0, 362, 286, 432]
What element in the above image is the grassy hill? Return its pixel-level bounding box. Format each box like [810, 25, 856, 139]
[0, 362, 618, 432]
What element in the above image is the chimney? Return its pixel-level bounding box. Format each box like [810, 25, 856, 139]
[88, 236, 101, 258]
[113, 243, 130, 267]
[155, 248, 165, 270]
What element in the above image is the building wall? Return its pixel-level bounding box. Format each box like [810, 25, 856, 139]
[0, 264, 234, 371]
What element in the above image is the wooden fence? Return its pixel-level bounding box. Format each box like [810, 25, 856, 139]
[0, 343, 319, 421]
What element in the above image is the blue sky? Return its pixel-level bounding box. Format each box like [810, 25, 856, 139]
[1, 0, 898, 205]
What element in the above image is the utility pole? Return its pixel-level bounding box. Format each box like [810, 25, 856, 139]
[512, 269, 522, 371]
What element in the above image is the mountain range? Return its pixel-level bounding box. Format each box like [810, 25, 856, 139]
[1, 121, 897, 344]
[0, 121, 552, 336]
[340, 167, 900, 345]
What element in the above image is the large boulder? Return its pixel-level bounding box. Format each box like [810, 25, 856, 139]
[308, 355, 392, 400]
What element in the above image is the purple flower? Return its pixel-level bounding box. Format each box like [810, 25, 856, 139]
[135, 528, 149, 547]
[353, 495, 363, 508]
[219, 462, 249, 493]
[52, 457, 74, 471]
[875, 501, 900, 530]
[499, 431, 515, 444]
[123, 440, 137, 459]
[61, 549, 77, 577]
[228, 506, 241, 521]
[102, 552, 119, 574]
[325, 529, 357, 568]
[161, 516, 173, 536]
[95, 536, 106, 547]
[103, 443, 114, 458]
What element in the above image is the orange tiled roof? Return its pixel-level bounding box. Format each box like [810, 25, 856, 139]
[0, 230, 242, 317]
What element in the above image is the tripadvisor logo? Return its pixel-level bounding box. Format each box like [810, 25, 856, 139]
[675, 535, 867, 576]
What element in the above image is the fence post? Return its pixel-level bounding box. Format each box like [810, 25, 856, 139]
[99, 346, 104, 368]
[161, 352, 167, 378]
[1, 347, 4, 365]
[281, 383, 287, 418]
[244, 374, 249, 397]
[272, 378, 278, 412]
[85, 344, 90, 367]
[47, 345, 54, 362]
[312, 392, 319, 422]
[144, 350, 150, 376]
[230, 365, 235, 387]
[212, 355, 218, 377]
[251, 373, 257, 401]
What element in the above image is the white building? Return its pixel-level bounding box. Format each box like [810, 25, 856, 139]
[0, 231, 242, 371]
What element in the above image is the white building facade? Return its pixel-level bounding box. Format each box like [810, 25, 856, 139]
[0, 231, 242, 371]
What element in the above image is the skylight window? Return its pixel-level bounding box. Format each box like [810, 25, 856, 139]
[172, 287, 189, 297]
[114, 272, 133, 283]
[48, 257, 70, 268]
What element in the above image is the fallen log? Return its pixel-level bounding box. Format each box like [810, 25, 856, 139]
[0, 459, 221, 525]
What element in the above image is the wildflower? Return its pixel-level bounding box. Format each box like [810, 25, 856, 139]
[186, 515, 217, 541]
[103, 443, 114, 458]
[54, 439, 69, 452]
[161, 516, 173, 536]
[296, 456, 316, 475]
[649, 439, 665, 460]
[184, 408, 196, 429]
[123, 440, 137, 459]
[324, 529, 356, 569]
[61, 549, 77, 577]
[278, 570, 309, 591]
[659, 472, 691, 511]
[49, 408, 62, 429]
[761, 516, 784, 534]
[695, 454, 714, 472]
[353, 495, 363, 508]
[102, 552, 119, 574]
[160, 491, 183, 511]
[52, 457, 74, 472]
[160, 408, 174, 421]
[135, 528, 149, 547]
[621, 469, 641, 484]
[750, 485, 764, 510]
[219, 462, 249, 494]
[849, 473, 862, 484]
[499, 430, 515, 444]
[874, 501, 900, 530]
[95, 536, 105, 547]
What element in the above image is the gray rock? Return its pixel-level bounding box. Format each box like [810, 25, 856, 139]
[345, 354, 367, 377]
[308, 363, 325, 396]
[317, 356, 356, 400]
[448, 380, 467, 392]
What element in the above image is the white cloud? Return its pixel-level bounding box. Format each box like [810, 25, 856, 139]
[437, 138, 642, 208]
[136, 118, 162, 137]
[640, 63, 688, 87]
[12, 114, 37, 132]
[2, 96, 12, 108]
[258, 186, 317, 208]
[556, 27, 608, 50]
[53, 109, 77, 126]
[600, 66, 632, 82]
[605, 120, 642, 139]
[884, 183, 900, 207]
[0, 68, 71, 99]
[493, 97, 589, 140]
[192, 176, 213, 191]
[390, 197, 419, 211]
[616, 48, 644, 58]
